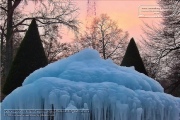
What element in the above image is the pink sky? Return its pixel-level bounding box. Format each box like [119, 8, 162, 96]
[62, 0, 162, 42]
[23, 0, 162, 42]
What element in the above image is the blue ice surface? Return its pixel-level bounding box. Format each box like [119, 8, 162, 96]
[1, 48, 180, 120]
[23, 48, 163, 92]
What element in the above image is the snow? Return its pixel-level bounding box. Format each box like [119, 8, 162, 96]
[1, 48, 180, 120]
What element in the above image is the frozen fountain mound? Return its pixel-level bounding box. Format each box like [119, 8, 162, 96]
[23, 48, 162, 92]
[1, 48, 180, 120]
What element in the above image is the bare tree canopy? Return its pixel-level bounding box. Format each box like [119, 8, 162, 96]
[142, 0, 180, 96]
[73, 14, 129, 64]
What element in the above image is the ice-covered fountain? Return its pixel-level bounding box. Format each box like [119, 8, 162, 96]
[1, 49, 180, 120]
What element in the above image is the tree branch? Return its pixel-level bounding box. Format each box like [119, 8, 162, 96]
[13, 17, 78, 32]
[13, 17, 34, 28]
[160, 46, 180, 59]
[12, 0, 21, 11]
[0, 6, 7, 12]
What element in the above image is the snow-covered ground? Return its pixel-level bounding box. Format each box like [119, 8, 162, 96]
[1, 49, 180, 120]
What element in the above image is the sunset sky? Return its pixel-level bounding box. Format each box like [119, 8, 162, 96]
[24, 0, 162, 43]
[71, 0, 162, 42]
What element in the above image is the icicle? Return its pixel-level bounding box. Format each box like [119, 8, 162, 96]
[137, 108, 142, 120]
[65, 102, 78, 120]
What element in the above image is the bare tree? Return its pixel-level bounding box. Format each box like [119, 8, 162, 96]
[141, 0, 180, 95]
[0, 0, 79, 78]
[73, 14, 129, 64]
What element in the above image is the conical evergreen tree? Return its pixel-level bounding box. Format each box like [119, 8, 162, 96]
[3, 19, 48, 95]
[121, 38, 148, 75]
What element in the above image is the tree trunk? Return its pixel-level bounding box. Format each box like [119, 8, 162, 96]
[102, 32, 106, 59]
[1, 27, 4, 65]
[1, 27, 5, 79]
[5, 0, 14, 78]
[4, 0, 21, 78]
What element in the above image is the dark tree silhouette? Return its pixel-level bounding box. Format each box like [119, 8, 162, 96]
[3, 19, 48, 95]
[0, 0, 78, 78]
[121, 38, 148, 75]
